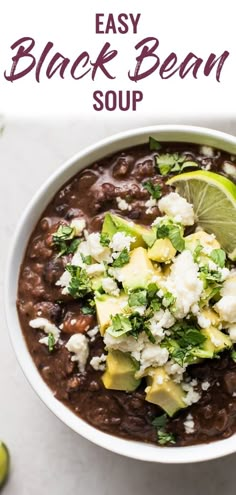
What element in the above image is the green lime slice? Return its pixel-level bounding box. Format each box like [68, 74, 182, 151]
[167, 170, 236, 259]
[0, 442, 10, 488]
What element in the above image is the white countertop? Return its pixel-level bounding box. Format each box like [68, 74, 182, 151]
[1, 117, 236, 495]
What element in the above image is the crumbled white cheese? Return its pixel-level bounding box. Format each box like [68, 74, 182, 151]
[65, 334, 89, 372]
[71, 251, 85, 268]
[164, 360, 186, 383]
[158, 192, 195, 226]
[164, 251, 203, 319]
[221, 274, 236, 297]
[104, 331, 147, 359]
[222, 162, 236, 179]
[145, 198, 157, 214]
[201, 381, 210, 391]
[102, 277, 120, 296]
[29, 318, 60, 346]
[191, 303, 200, 315]
[86, 233, 112, 263]
[138, 344, 169, 375]
[90, 353, 107, 371]
[184, 414, 195, 434]
[210, 335, 222, 347]
[116, 196, 131, 211]
[87, 326, 99, 341]
[156, 374, 164, 385]
[214, 296, 236, 324]
[110, 232, 135, 253]
[149, 309, 175, 341]
[207, 260, 218, 272]
[197, 314, 211, 329]
[200, 145, 214, 157]
[86, 263, 105, 277]
[133, 305, 146, 316]
[55, 270, 71, 294]
[70, 218, 86, 236]
[227, 324, 236, 343]
[182, 380, 201, 406]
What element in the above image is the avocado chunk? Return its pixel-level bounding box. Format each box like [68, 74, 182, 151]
[199, 308, 221, 328]
[102, 213, 155, 248]
[102, 350, 141, 391]
[148, 238, 176, 263]
[118, 247, 156, 292]
[102, 213, 117, 238]
[91, 276, 103, 291]
[185, 231, 221, 253]
[145, 368, 186, 416]
[201, 326, 232, 355]
[95, 293, 128, 335]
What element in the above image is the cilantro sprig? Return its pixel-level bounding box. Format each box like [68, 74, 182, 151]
[231, 349, 236, 363]
[210, 249, 226, 268]
[152, 414, 176, 445]
[53, 225, 80, 257]
[155, 219, 185, 252]
[128, 289, 147, 307]
[161, 321, 206, 367]
[108, 311, 156, 344]
[149, 136, 162, 151]
[155, 152, 198, 176]
[48, 333, 55, 352]
[112, 248, 130, 267]
[143, 180, 162, 200]
[100, 233, 110, 247]
[66, 265, 92, 299]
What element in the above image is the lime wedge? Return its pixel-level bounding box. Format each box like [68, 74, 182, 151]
[167, 171, 236, 259]
[0, 442, 10, 488]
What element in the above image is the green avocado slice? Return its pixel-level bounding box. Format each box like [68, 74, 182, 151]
[102, 350, 141, 392]
[102, 213, 155, 248]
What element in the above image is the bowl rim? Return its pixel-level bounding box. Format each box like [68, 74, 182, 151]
[4, 124, 236, 464]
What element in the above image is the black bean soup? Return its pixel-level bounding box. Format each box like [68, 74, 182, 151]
[17, 142, 236, 447]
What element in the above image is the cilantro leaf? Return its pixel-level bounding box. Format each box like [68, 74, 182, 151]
[168, 226, 185, 252]
[48, 333, 55, 352]
[108, 314, 132, 337]
[162, 321, 206, 366]
[199, 265, 223, 284]
[157, 430, 176, 445]
[162, 292, 176, 308]
[156, 221, 185, 252]
[100, 233, 110, 247]
[156, 152, 198, 176]
[81, 305, 95, 315]
[108, 311, 155, 344]
[66, 265, 92, 299]
[67, 238, 81, 255]
[152, 414, 168, 429]
[210, 249, 226, 268]
[53, 224, 81, 257]
[81, 254, 93, 265]
[231, 349, 236, 363]
[149, 136, 162, 151]
[193, 243, 203, 262]
[152, 414, 175, 445]
[112, 248, 130, 267]
[128, 289, 147, 307]
[143, 180, 162, 200]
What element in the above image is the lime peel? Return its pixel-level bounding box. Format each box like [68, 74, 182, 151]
[0, 442, 10, 488]
[167, 170, 236, 259]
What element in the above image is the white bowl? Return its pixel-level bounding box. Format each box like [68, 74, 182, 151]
[5, 124, 236, 463]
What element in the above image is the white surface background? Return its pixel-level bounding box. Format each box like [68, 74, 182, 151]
[1, 0, 236, 493]
[0, 116, 236, 495]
